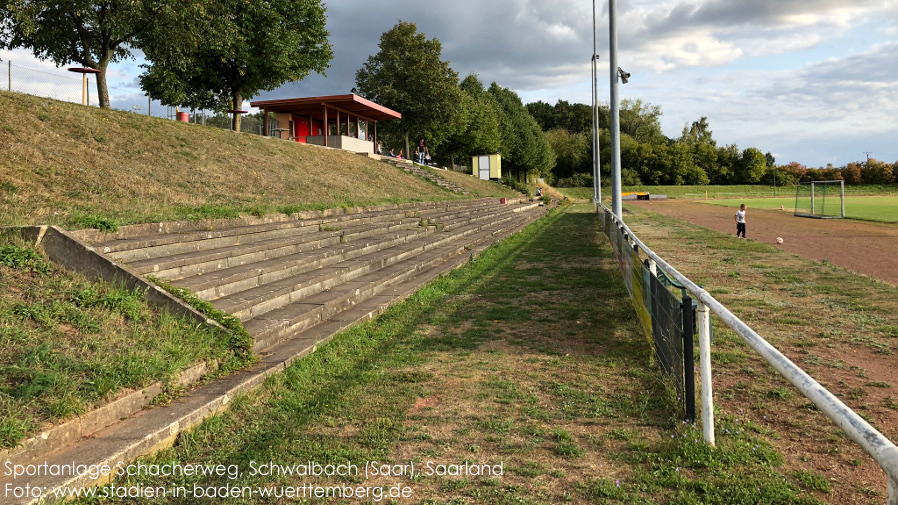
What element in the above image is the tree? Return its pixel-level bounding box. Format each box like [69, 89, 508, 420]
[526, 101, 555, 131]
[861, 159, 895, 184]
[714, 144, 740, 184]
[140, 0, 332, 132]
[439, 74, 502, 169]
[0, 0, 192, 108]
[527, 99, 602, 135]
[680, 116, 715, 146]
[552, 100, 593, 135]
[679, 117, 722, 183]
[842, 162, 862, 185]
[545, 129, 590, 179]
[488, 83, 554, 181]
[733, 147, 768, 184]
[619, 99, 663, 143]
[354, 21, 462, 157]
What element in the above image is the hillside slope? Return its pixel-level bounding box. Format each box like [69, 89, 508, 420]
[0, 91, 516, 229]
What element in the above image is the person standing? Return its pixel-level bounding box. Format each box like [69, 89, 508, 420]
[416, 139, 426, 164]
[735, 204, 747, 239]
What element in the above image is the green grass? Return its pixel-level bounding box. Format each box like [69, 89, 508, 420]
[77, 205, 820, 504]
[0, 239, 254, 448]
[699, 195, 898, 222]
[556, 184, 898, 204]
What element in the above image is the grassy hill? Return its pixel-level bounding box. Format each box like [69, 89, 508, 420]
[0, 91, 516, 229]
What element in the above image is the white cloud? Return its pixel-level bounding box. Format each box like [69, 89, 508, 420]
[618, 0, 886, 72]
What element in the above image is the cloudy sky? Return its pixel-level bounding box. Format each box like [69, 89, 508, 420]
[4, 0, 897, 167]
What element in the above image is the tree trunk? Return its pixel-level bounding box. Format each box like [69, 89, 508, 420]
[404, 131, 410, 161]
[450, 152, 455, 172]
[96, 58, 112, 108]
[231, 90, 243, 132]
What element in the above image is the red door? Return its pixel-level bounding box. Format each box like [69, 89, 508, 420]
[294, 116, 310, 143]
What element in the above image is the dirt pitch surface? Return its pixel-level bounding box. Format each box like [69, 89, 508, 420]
[630, 199, 898, 285]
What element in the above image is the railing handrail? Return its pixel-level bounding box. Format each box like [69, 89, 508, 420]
[597, 202, 898, 500]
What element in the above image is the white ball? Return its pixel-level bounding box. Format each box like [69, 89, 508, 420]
[776, 237, 784, 244]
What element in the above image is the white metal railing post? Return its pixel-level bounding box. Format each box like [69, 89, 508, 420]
[647, 258, 657, 277]
[697, 300, 715, 446]
[883, 445, 898, 505]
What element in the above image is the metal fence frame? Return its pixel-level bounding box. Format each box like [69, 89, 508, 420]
[597, 201, 898, 504]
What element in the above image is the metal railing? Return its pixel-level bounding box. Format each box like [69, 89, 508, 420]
[597, 200, 898, 505]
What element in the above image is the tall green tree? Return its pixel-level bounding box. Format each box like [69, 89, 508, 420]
[619, 99, 663, 143]
[734, 147, 768, 183]
[0, 0, 195, 108]
[488, 83, 554, 181]
[526, 99, 604, 135]
[439, 74, 501, 169]
[679, 116, 720, 183]
[140, 0, 332, 132]
[354, 21, 462, 157]
[526, 101, 556, 132]
[544, 129, 590, 179]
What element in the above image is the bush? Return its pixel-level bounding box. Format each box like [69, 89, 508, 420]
[0, 245, 51, 274]
[66, 213, 119, 232]
[500, 176, 529, 194]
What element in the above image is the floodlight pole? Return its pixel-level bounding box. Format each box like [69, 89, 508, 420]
[591, 0, 601, 207]
[609, 0, 623, 218]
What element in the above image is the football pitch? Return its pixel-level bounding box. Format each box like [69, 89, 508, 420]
[698, 195, 898, 223]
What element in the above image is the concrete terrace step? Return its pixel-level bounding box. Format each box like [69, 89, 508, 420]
[105, 211, 422, 264]
[245, 213, 539, 351]
[171, 202, 531, 304]
[185, 227, 435, 301]
[102, 199, 496, 265]
[83, 199, 487, 255]
[127, 229, 345, 279]
[208, 204, 534, 323]
[121, 199, 508, 280]
[92, 219, 314, 255]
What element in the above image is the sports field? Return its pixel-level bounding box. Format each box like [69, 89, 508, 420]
[694, 196, 898, 223]
[629, 198, 898, 285]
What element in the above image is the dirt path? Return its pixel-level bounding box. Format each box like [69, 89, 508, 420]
[630, 199, 898, 285]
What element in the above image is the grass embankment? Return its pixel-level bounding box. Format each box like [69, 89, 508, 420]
[558, 184, 898, 202]
[624, 204, 898, 504]
[0, 239, 253, 449]
[0, 91, 517, 229]
[83, 206, 823, 505]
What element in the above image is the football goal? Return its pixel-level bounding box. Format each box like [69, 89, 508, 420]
[794, 180, 845, 218]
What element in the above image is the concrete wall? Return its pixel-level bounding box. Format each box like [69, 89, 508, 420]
[307, 135, 373, 154]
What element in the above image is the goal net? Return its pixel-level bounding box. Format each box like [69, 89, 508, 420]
[794, 180, 845, 219]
